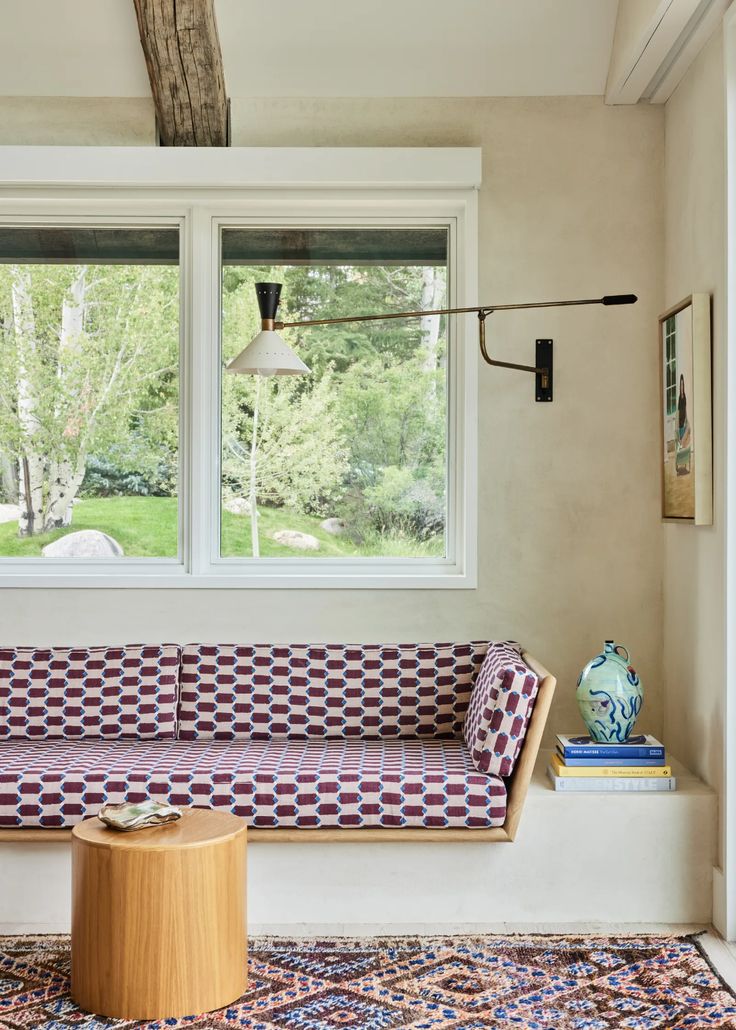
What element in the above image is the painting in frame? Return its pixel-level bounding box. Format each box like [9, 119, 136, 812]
[659, 294, 712, 524]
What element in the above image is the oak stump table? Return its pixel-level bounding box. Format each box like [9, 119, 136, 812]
[71, 808, 247, 1021]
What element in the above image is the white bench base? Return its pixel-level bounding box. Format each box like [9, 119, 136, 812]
[0, 753, 715, 934]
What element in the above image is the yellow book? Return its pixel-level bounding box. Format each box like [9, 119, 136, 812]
[550, 753, 671, 778]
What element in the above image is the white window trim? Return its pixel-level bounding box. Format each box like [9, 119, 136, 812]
[720, 2, 735, 942]
[0, 147, 480, 589]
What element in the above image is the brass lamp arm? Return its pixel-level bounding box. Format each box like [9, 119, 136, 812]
[476, 311, 549, 389]
[273, 294, 635, 331]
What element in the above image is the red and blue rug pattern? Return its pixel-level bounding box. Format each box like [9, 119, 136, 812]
[0, 934, 734, 1029]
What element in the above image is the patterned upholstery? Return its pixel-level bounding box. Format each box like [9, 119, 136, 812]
[179, 642, 489, 741]
[0, 738, 506, 829]
[463, 642, 540, 777]
[0, 645, 180, 741]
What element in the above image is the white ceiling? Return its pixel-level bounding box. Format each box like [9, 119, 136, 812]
[0, 0, 620, 99]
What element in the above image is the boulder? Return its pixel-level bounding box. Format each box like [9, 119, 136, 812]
[42, 530, 124, 558]
[224, 496, 258, 517]
[0, 503, 20, 525]
[320, 517, 346, 536]
[272, 529, 320, 552]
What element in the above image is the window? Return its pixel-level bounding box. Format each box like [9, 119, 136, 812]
[0, 151, 479, 586]
[0, 225, 180, 561]
[219, 227, 449, 561]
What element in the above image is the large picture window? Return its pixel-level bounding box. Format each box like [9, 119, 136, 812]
[0, 156, 478, 587]
[0, 226, 180, 561]
[220, 227, 448, 561]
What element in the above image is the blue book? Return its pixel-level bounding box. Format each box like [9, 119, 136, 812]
[556, 733, 665, 761]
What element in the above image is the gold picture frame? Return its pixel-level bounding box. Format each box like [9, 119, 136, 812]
[659, 294, 712, 524]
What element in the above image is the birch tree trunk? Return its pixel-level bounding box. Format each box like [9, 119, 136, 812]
[419, 266, 443, 374]
[419, 267, 443, 408]
[12, 265, 44, 535]
[249, 376, 261, 558]
[44, 455, 87, 530]
[45, 267, 89, 530]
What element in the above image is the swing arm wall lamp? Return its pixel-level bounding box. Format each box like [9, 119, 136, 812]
[227, 281, 638, 402]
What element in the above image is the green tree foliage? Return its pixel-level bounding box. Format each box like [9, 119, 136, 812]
[221, 261, 447, 554]
[0, 263, 178, 534]
[0, 250, 447, 558]
[223, 373, 347, 513]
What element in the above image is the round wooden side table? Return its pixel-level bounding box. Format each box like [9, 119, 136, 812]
[71, 808, 247, 1021]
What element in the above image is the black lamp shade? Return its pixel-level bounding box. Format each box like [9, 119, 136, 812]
[255, 282, 282, 321]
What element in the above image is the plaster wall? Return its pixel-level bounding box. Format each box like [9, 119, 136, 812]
[0, 97, 155, 145]
[0, 94, 665, 747]
[663, 29, 726, 856]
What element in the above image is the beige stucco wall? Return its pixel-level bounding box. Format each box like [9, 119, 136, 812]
[663, 30, 726, 813]
[0, 95, 665, 745]
[0, 97, 156, 145]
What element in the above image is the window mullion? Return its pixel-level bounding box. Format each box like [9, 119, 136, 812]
[187, 206, 217, 575]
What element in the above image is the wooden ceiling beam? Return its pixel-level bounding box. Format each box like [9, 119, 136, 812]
[132, 0, 228, 146]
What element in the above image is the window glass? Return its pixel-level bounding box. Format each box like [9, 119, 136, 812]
[0, 226, 179, 559]
[220, 227, 449, 560]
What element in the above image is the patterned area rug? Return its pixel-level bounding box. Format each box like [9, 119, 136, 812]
[0, 934, 735, 1029]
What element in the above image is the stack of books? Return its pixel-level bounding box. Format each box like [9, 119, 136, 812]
[548, 734, 676, 791]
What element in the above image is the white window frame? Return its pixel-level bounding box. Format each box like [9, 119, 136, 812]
[0, 147, 480, 589]
[721, 1, 736, 942]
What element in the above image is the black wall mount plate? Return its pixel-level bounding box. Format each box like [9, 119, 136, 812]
[536, 338, 553, 402]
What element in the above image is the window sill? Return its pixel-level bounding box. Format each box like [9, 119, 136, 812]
[0, 563, 476, 590]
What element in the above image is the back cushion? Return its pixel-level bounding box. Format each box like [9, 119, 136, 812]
[463, 641, 539, 777]
[178, 642, 489, 740]
[0, 644, 180, 740]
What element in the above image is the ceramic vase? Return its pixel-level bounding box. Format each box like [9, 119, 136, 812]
[576, 640, 643, 743]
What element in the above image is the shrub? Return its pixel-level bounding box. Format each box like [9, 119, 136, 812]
[362, 465, 445, 541]
[81, 447, 177, 498]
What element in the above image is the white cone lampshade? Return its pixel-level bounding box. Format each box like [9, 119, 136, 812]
[226, 329, 310, 377]
[226, 282, 311, 376]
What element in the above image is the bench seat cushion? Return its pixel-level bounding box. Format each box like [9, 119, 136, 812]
[0, 739, 506, 830]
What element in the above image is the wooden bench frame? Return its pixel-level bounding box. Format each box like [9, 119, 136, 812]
[0, 652, 555, 844]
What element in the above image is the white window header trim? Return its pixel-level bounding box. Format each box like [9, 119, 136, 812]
[0, 147, 482, 192]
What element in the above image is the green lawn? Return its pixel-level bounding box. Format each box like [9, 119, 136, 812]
[0, 497, 179, 558]
[0, 496, 443, 559]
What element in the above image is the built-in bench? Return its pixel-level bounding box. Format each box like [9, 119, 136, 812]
[0, 641, 556, 842]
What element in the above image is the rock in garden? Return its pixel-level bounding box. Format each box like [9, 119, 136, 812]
[42, 530, 124, 558]
[320, 518, 346, 536]
[0, 503, 20, 525]
[273, 530, 320, 551]
[224, 497, 257, 516]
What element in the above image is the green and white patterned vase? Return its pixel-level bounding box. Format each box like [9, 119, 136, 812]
[576, 640, 643, 743]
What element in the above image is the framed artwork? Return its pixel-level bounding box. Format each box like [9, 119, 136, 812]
[659, 294, 712, 524]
